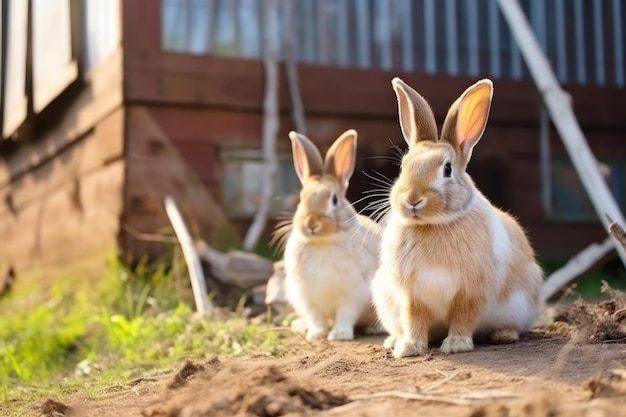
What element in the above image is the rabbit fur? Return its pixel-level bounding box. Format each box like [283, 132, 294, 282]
[371, 78, 543, 358]
[281, 129, 382, 342]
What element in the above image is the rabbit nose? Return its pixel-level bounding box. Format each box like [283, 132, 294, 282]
[403, 196, 426, 210]
[304, 216, 321, 234]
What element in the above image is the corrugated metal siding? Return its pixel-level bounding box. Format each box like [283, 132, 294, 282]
[161, 0, 626, 87]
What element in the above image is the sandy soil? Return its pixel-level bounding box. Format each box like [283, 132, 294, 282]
[38, 319, 626, 417]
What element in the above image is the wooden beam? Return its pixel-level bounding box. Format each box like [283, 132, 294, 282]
[123, 53, 626, 128]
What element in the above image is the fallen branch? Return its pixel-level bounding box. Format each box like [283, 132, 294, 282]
[541, 237, 615, 303]
[195, 240, 273, 290]
[164, 196, 212, 316]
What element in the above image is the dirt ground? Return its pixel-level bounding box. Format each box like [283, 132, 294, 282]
[39, 300, 626, 417]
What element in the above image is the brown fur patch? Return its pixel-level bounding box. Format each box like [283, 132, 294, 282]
[448, 290, 485, 337]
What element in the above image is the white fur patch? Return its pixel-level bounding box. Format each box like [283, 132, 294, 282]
[478, 289, 537, 333]
[487, 208, 510, 285]
[283, 231, 375, 329]
[414, 266, 460, 322]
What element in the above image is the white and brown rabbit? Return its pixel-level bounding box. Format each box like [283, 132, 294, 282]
[371, 77, 543, 358]
[280, 129, 382, 342]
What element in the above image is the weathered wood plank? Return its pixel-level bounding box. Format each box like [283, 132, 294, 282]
[122, 106, 230, 260]
[0, 160, 124, 275]
[0, 108, 124, 217]
[124, 53, 626, 128]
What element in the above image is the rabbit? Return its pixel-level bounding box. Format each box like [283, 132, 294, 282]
[371, 77, 543, 358]
[277, 129, 382, 342]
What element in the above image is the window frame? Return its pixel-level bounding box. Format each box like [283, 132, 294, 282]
[220, 147, 300, 219]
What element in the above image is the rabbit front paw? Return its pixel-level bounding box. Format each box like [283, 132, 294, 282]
[440, 335, 474, 354]
[306, 326, 327, 342]
[383, 334, 400, 349]
[490, 327, 519, 344]
[392, 337, 428, 358]
[328, 324, 354, 341]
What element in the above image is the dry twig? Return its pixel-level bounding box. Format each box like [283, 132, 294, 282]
[350, 389, 518, 406]
[607, 214, 626, 252]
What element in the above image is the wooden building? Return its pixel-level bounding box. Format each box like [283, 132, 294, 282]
[1, 0, 625, 282]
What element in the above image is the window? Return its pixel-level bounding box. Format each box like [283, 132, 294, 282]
[2, 0, 120, 138]
[549, 157, 626, 222]
[3, 0, 28, 137]
[31, 0, 78, 113]
[221, 149, 300, 218]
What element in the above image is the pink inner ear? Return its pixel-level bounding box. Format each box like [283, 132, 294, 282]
[455, 85, 492, 152]
[333, 144, 352, 182]
[293, 141, 309, 179]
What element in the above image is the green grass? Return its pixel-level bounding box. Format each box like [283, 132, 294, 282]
[0, 254, 285, 415]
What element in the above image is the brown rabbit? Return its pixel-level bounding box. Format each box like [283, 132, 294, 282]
[371, 77, 543, 358]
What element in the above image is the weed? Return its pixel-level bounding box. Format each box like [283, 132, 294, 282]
[0, 255, 285, 415]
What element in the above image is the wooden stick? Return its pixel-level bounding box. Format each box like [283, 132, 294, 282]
[164, 196, 212, 315]
[351, 390, 473, 406]
[541, 237, 615, 302]
[607, 215, 626, 252]
[351, 389, 517, 406]
[243, 0, 280, 250]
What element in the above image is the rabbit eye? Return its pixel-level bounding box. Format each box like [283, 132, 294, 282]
[443, 162, 452, 178]
[332, 194, 338, 205]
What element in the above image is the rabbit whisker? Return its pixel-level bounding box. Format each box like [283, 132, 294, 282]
[351, 193, 387, 206]
[363, 170, 395, 187]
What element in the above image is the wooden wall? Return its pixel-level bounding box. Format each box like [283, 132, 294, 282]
[122, 1, 626, 262]
[0, 50, 124, 282]
[120, 106, 231, 261]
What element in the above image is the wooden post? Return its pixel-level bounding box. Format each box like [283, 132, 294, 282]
[164, 196, 212, 315]
[283, 0, 306, 134]
[243, 0, 280, 251]
[498, 0, 626, 267]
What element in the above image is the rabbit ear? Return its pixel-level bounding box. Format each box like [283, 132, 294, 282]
[391, 77, 438, 147]
[441, 79, 493, 167]
[289, 131, 324, 184]
[324, 129, 357, 189]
